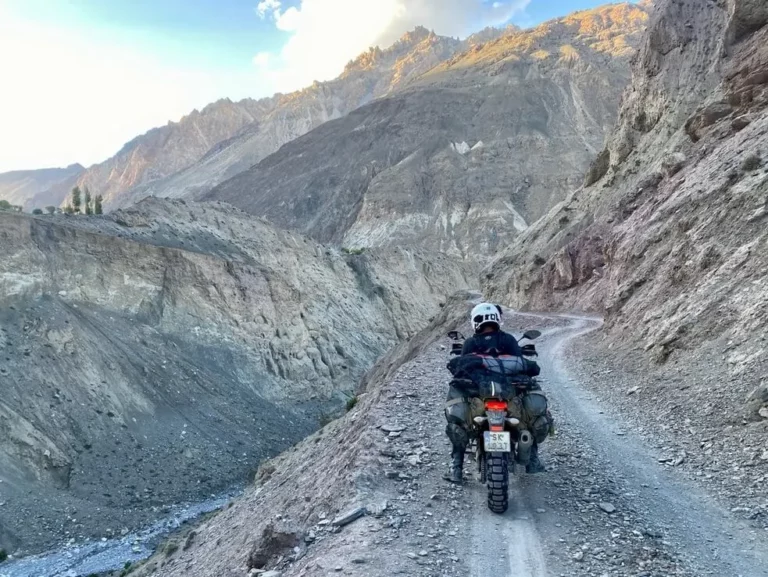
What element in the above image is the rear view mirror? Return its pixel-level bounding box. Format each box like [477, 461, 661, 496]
[522, 330, 541, 341]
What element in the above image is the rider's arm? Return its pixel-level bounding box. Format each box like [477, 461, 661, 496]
[500, 332, 523, 356]
[461, 337, 476, 355]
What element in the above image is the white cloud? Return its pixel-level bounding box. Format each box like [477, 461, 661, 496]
[275, 7, 302, 32]
[255, 0, 530, 93]
[256, 0, 282, 19]
[253, 52, 272, 67]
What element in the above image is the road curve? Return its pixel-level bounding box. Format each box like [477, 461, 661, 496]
[463, 312, 768, 577]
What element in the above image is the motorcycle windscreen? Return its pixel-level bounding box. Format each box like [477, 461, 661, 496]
[476, 377, 515, 400]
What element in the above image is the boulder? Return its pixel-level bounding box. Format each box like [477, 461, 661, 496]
[745, 383, 768, 421]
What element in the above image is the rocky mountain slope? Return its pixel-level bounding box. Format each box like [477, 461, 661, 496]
[487, 0, 768, 367]
[0, 199, 472, 555]
[74, 98, 273, 208]
[0, 164, 84, 211]
[77, 28, 480, 209]
[204, 3, 650, 257]
[485, 0, 768, 517]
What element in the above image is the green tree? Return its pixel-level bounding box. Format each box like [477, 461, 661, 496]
[94, 195, 104, 215]
[45, 206, 56, 215]
[0, 200, 11, 211]
[71, 186, 82, 214]
[64, 204, 75, 215]
[84, 187, 93, 215]
[32, 208, 43, 215]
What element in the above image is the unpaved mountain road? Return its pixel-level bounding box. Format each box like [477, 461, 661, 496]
[306, 312, 768, 577]
[474, 313, 768, 577]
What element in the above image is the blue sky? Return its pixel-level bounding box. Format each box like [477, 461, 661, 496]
[0, 0, 632, 172]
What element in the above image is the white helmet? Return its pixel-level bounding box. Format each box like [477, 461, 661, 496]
[471, 302, 503, 333]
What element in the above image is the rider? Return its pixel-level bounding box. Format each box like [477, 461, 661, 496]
[444, 303, 546, 484]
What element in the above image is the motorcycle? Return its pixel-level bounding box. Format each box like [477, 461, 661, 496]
[447, 329, 542, 514]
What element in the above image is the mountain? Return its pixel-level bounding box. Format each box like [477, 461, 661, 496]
[487, 0, 768, 356]
[118, 28, 474, 207]
[0, 164, 84, 211]
[0, 199, 472, 553]
[75, 28, 478, 209]
[485, 0, 768, 463]
[204, 3, 650, 257]
[74, 98, 273, 207]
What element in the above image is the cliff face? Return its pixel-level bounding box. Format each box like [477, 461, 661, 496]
[0, 199, 471, 553]
[204, 3, 650, 257]
[487, 0, 768, 364]
[0, 164, 84, 211]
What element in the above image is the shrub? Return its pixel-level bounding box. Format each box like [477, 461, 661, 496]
[32, 208, 43, 215]
[45, 206, 56, 214]
[741, 153, 763, 172]
[71, 186, 82, 214]
[0, 549, 7, 562]
[346, 396, 359, 412]
[319, 411, 337, 427]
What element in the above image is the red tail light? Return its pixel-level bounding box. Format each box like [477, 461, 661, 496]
[485, 400, 508, 411]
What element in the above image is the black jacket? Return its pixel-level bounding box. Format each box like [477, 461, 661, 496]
[461, 330, 522, 357]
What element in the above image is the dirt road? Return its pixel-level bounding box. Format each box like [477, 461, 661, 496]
[455, 313, 768, 577]
[320, 312, 768, 577]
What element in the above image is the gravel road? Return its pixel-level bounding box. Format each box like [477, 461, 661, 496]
[282, 312, 768, 577]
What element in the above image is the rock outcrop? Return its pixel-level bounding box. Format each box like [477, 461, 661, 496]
[0, 164, 84, 211]
[0, 199, 471, 553]
[125, 292, 474, 577]
[204, 3, 650, 257]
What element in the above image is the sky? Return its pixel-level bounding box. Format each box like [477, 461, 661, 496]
[0, 0, 628, 173]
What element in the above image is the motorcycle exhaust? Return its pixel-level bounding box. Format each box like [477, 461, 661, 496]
[517, 429, 533, 464]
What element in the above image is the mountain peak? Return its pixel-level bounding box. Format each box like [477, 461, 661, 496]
[398, 25, 434, 44]
[343, 26, 442, 74]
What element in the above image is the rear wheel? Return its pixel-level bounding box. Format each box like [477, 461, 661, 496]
[486, 452, 509, 514]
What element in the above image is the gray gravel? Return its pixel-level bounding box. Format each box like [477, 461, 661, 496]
[0, 492, 237, 577]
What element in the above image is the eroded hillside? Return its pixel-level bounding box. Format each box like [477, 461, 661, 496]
[487, 0, 768, 364]
[485, 0, 768, 509]
[204, 3, 650, 257]
[0, 199, 472, 554]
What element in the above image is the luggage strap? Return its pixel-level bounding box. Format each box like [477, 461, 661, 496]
[445, 398, 467, 408]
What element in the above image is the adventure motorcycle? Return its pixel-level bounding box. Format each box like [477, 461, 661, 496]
[447, 329, 542, 514]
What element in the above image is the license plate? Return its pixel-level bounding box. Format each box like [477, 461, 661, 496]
[484, 431, 511, 452]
